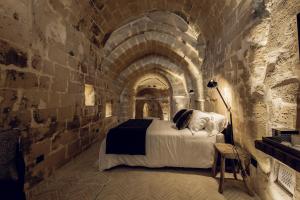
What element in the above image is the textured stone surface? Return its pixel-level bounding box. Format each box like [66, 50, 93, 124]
[1, 1, 300, 200]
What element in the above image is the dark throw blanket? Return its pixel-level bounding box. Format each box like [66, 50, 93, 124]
[106, 119, 153, 155]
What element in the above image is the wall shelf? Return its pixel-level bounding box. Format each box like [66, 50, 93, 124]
[255, 139, 300, 172]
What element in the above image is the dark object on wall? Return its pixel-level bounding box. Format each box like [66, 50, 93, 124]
[207, 80, 234, 144]
[36, 155, 44, 164]
[173, 109, 187, 123]
[251, 156, 258, 168]
[255, 139, 300, 172]
[298, 13, 300, 59]
[272, 128, 299, 136]
[0, 129, 26, 200]
[176, 110, 193, 130]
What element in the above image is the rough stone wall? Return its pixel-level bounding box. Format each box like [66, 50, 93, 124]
[203, 0, 300, 199]
[0, 0, 118, 190]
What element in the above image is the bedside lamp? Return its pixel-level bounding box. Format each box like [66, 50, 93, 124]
[207, 80, 234, 144]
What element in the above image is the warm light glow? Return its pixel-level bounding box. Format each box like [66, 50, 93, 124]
[105, 101, 113, 117]
[84, 84, 95, 106]
[223, 87, 232, 106]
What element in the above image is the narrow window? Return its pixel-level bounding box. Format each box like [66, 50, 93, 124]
[105, 100, 113, 117]
[84, 84, 95, 106]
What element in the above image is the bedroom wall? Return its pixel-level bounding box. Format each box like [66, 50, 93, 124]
[0, 0, 118, 190]
[202, 0, 300, 199]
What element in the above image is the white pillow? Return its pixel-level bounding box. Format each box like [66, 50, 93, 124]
[205, 119, 219, 137]
[188, 110, 210, 134]
[208, 112, 228, 132]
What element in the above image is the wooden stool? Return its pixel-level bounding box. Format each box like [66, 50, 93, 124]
[212, 143, 253, 196]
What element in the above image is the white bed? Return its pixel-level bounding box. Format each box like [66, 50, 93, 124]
[99, 119, 224, 171]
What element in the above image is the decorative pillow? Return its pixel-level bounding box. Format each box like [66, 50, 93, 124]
[188, 110, 210, 134]
[176, 110, 193, 130]
[209, 112, 228, 132]
[172, 109, 187, 123]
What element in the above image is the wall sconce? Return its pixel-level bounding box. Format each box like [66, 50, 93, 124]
[188, 89, 194, 108]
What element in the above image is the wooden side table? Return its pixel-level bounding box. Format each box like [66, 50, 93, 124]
[212, 143, 254, 196]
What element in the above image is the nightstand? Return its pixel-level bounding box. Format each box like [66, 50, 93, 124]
[212, 143, 254, 196]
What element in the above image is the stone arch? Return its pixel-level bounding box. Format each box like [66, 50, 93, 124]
[117, 55, 191, 96]
[103, 12, 204, 55]
[119, 70, 181, 122]
[101, 33, 204, 108]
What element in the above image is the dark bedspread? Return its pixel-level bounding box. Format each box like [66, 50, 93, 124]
[106, 119, 153, 155]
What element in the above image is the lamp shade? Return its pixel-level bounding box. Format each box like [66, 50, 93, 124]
[207, 80, 218, 88]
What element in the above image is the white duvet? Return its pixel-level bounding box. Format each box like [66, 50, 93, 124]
[99, 119, 224, 171]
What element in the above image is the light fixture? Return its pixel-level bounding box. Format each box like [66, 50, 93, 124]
[189, 89, 195, 94]
[207, 80, 234, 144]
[188, 89, 195, 108]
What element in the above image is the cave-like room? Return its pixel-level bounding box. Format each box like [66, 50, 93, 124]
[1, 1, 300, 200]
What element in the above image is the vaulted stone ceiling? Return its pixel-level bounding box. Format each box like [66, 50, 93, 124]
[66, 0, 241, 106]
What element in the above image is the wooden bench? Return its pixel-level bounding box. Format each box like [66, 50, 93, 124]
[212, 143, 254, 196]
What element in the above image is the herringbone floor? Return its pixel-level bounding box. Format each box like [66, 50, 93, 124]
[29, 143, 260, 200]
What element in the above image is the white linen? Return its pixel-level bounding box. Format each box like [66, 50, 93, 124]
[209, 112, 228, 132]
[99, 119, 224, 171]
[188, 110, 210, 134]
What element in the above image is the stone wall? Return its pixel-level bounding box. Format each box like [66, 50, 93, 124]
[0, 0, 118, 190]
[203, 0, 300, 199]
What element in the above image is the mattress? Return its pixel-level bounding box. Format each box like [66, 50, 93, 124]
[99, 119, 224, 171]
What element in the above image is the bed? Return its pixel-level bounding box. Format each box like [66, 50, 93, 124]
[99, 119, 225, 171]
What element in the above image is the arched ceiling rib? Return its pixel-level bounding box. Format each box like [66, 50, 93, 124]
[84, 0, 229, 40]
[77, 1, 232, 107]
[116, 55, 192, 95]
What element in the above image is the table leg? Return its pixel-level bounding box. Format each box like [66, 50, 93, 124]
[212, 150, 218, 177]
[231, 159, 237, 180]
[219, 155, 225, 193]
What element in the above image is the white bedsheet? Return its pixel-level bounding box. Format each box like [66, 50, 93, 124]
[99, 119, 224, 171]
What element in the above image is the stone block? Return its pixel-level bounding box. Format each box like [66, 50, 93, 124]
[31, 54, 43, 71]
[32, 108, 56, 125]
[39, 76, 51, 90]
[68, 82, 84, 94]
[48, 92, 61, 108]
[71, 71, 84, 83]
[46, 147, 67, 169]
[0, 89, 17, 114]
[57, 106, 75, 122]
[0, 0, 30, 24]
[42, 60, 55, 76]
[28, 139, 51, 162]
[52, 130, 79, 150]
[4, 70, 38, 89]
[66, 115, 81, 130]
[48, 44, 68, 65]
[52, 65, 70, 92]
[67, 139, 81, 158]
[80, 126, 89, 137]
[0, 14, 30, 48]
[80, 135, 90, 147]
